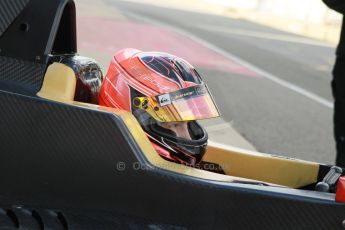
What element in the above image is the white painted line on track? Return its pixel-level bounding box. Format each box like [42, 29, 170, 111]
[198, 25, 334, 48]
[126, 12, 334, 109]
[203, 120, 233, 132]
[200, 118, 257, 150]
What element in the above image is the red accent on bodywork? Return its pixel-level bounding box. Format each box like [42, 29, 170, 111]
[151, 142, 175, 161]
[336, 176, 345, 202]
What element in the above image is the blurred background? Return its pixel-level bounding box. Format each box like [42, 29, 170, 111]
[207, 0, 342, 44]
[75, 0, 342, 164]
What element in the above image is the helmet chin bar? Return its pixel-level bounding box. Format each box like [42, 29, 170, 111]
[133, 108, 208, 165]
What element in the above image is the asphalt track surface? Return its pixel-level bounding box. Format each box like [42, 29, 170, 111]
[76, 0, 337, 164]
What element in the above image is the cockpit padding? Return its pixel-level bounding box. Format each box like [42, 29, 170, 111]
[40, 55, 103, 104]
[60, 56, 103, 104]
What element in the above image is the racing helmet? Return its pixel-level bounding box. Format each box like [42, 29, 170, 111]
[99, 48, 220, 165]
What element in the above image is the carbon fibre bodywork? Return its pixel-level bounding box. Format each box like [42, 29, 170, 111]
[0, 0, 76, 94]
[0, 89, 344, 229]
[1, 0, 345, 229]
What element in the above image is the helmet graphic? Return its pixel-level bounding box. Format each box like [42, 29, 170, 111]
[99, 48, 220, 165]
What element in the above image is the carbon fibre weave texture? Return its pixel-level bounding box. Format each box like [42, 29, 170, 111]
[0, 0, 29, 36]
[0, 91, 345, 229]
[0, 56, 46, 92]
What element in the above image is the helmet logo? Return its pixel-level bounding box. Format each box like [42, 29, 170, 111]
[158, 94, 171, 106]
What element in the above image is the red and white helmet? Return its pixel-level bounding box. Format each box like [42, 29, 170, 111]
[99, 48, 220, 165]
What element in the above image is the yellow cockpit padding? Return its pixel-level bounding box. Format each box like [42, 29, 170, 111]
[36, 63, 318, 188]
[70, 102, 274, 185]
[37, 63, 76, 102]
[37, 63, 276, 185]
[204, 142, 319, 188]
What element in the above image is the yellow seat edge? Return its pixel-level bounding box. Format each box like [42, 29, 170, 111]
[37, 63, 76, 102]
[36, 65, 287, 186]
[57, 102, 284, 186]
[204, 141, 319, 188]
